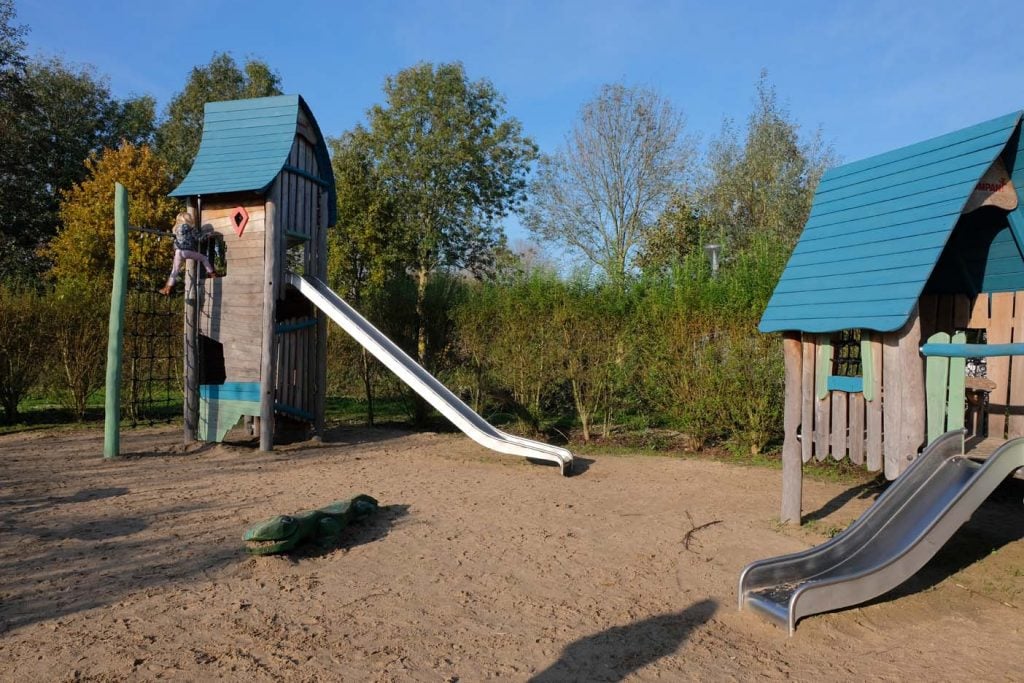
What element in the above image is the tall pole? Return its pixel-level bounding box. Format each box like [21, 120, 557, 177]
[260, 179, 281, 451]
[103, 183, 129, 458]
[183, 196, 200, 443]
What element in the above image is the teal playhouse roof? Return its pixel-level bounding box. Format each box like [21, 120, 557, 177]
[169, 95, 336, 223]
[760, 110, 1024, 334]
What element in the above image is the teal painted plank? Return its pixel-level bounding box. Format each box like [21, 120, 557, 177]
[780, 247, 942, 281]
[786, 231, 950, 268]
[275, 402, 315, 421]
[773, 263, 933, 292]
[819, 111, 1020, 183]
[195, 124, 295, 142]
[768, 281, 922, 305]
[804, 185, 975, 231]
[794, 216, 954, 255]
[200, 382, 260, 402]
[275, 318, 317, 333]
[203, 105, 298, 122]
[205, 95, 298, 112]
[800, 199, 962, 238]
[760, 315, 909, 333]
[816, 129, 1014, 194]
[202, 115, 297, 132]
[763, 298, 914, 318]
[919, 342, 1024, 357]
[814, 150, 999, 208]
[809, 163, 990, 221]
[827, 376, 863, 393]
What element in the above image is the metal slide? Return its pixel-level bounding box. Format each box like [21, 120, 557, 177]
[739, 431, 1024, 634]
[287, 272, 574, 475]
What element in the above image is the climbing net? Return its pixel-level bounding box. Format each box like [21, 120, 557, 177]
[122, 227, 182, 425]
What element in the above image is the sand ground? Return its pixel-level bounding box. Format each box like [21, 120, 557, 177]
[0, 424, 1021, 681]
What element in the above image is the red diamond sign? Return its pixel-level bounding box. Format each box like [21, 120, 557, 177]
[231, 206, 249, 237]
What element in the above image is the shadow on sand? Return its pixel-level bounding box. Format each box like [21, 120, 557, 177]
[529, 599, 718, 682]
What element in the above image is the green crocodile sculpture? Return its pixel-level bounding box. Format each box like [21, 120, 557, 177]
[242, 494, 379, 555]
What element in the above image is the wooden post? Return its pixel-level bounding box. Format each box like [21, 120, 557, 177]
[882, 330, 903, 478]
[183, 197, 200, 444]
[781, 332, 803, 524]
[800, 335, 814, 463]
[866, 333, 883, 471]
[103, 183, 129, 458]
[314, 186, 328, 437]
[260, 179, 281, 451]
[899, 306, 925, 470]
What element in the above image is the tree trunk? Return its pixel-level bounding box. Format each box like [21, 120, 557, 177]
[413, 266, 429, 424]
[360, 347, 375, 427]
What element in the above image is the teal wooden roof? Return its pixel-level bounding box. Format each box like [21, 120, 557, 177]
[169, 95, 336, 223]
[760, 110, 1024, 334]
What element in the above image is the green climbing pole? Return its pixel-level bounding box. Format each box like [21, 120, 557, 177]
[103, 183, 129, 459]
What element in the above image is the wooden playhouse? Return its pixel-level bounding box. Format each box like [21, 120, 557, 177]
[761, 110, 1024, 522]
[168, 95, 336, 450]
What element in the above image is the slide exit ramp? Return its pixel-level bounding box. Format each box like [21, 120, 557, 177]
[288, 272, 574, 475]
[739, 431, 1024, 634]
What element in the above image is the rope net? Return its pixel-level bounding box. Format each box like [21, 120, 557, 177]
[122, 228, 182, 425]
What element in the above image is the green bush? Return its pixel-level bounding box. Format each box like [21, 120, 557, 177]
[46, 278, 110, 420]
[0, 286, 50, 422]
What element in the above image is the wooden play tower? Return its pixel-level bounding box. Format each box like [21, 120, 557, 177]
[168, 95, 336, 450]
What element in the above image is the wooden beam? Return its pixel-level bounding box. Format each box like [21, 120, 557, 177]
[781, 332, 803, 524]
[184, 196, 200, 444]
[898, 305, 925, 475]
[259, 180, 281, 451]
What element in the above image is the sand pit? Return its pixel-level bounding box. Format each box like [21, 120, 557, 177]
[0, 425, 1021, 681]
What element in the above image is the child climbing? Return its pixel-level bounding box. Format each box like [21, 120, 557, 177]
[159, 211, 218, 295]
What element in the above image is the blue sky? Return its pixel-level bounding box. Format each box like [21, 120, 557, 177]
[14, 0, 1024, 243]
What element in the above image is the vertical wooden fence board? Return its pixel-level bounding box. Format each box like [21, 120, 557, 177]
[988, 292, 1014, 439]
[948, 331, 967, 437]
[898, 308, 925, 474]
[801, 335, 815, 462]
[968, 293, 990, 329]
[866, 334, 884, 471]
[882, 331, 904, 478]
[936, 296, 954, 334]
[1008, 292, 1024, 438]
[781, 333, 803, 524]
[848, 393, 865, 465]
[953, 294, 970, 329]
[926, 332, 951, 444]
[814, 335, 831, 460]
[918, 294, 937, 339]
[831, 391, 848, 459]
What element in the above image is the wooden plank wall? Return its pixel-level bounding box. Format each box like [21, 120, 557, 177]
[198, 199, 266, 384]
[799, 333, 883, 472]
[960, 291, 1024, 440]
[799, 291, 1024, 479]
[274, 116, 328, 424]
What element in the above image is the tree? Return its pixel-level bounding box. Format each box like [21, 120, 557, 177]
[353, 62, 538, 379]
[526, 83, 693, 283]
[156, 53, 283, 181]
[0, 0, 31, 282]
[326, 129, 403, 425]
[46, 144, 178, 284]
[0, 54, 156, 282]
[703, 72, 836, 250]
[0, 285, 48, 422]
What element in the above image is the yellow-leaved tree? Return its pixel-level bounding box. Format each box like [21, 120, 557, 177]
[47, 143, 180, 285]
